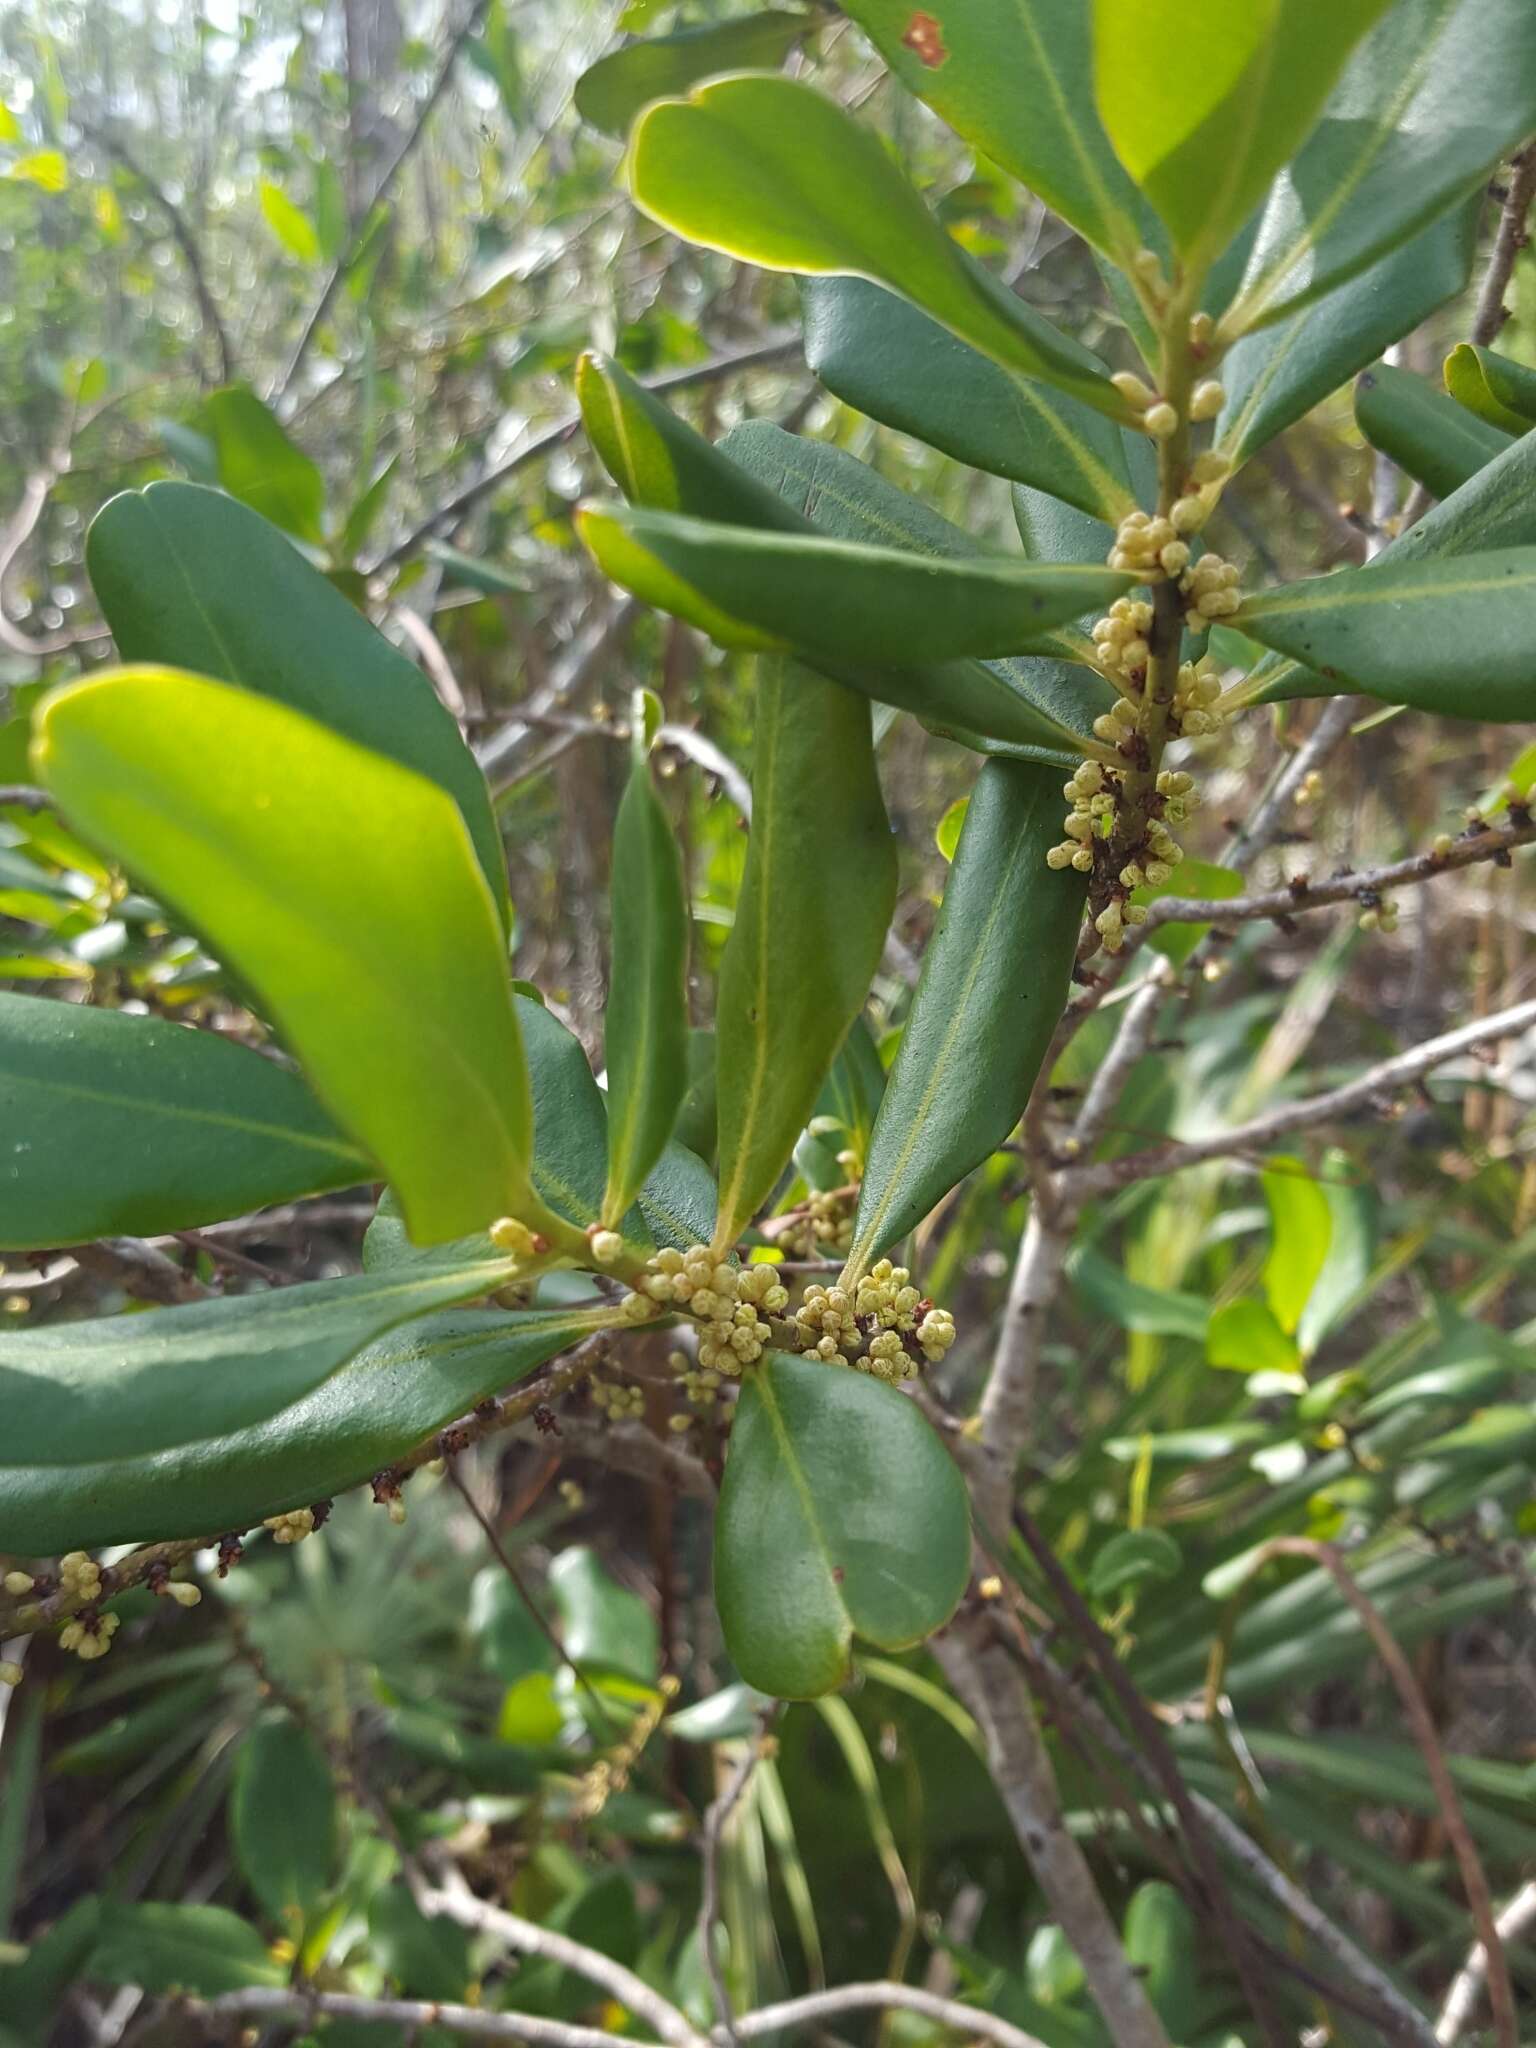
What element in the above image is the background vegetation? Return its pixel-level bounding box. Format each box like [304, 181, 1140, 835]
[0, 3, 1533, 2044]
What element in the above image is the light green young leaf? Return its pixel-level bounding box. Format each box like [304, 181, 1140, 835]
[203, 384, 326, 545]
[1297, 1150, 1376, 1355]
[230, 1720, 336, 1925]
[715, 1353, 971, 1697]
[577, 502, 1131, 667]
[86, 483, 507, 921]
[627, 73, 1132, 420]
[34, 668, 534, 1243]
[0, 993, 368, 1251]
[1354, 361, 1511, 502]
[801, 276, 1138, 523]
[845, 759, 1084, 1276]
[713, 658, 895, 1246]
[1444, 342, 1536, 437]
[1206, 1298, 1300, 1375]
[1224, 0, 1536, 335]
[1094, 0, 1389, 271]
[840, 0, 1143, 258]
[574, 12, 809, 136]
[1234, 549, 1536, 721]
[259, 178, 322, 264]
[1261, 1156, 1333, 1336]
[603, 732, 690, 1226]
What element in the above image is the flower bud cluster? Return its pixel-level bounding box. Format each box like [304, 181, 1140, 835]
[59, 1610, 119, 1662]
[1179, 553, 1241, 634]
[796, 1258, 959, 1381]
[58, 1551, 102, 1603]
[1171, 655, 1228, 737]
[793, 1282, 861, 1366]
[1358, 897, 1400, 934]
[1107, 516, 1187, 586]
[265, 1507, 317, 1545]
[781, 1180, 857, 1259]
[1090, 594, 1156, 685]
[625, 1245, 789, 1375]
[669, 1348, 723, 1411]
[591, 1377, 646, 1421]
[1048, 758, 1118, 874]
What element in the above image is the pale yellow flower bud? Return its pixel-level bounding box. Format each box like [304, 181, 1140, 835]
[0, 1661, 21, 1688]
[1142, 402, 1179, 440]
[1171, 495, 1208, 534]
[1191, 450, 1232, 486]
[1110, 370, 1158, 409]
[1188, 380, 1226, 421]
[589, 1229, 624, 1267]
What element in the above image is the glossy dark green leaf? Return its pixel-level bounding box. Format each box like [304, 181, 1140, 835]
[1355, 361, 1511, 501]
[845, 760, 1084, 1275]
[1444, 342, 1536, 436]
[578, 502, 1131, 668]
[35, 669, 534, 1244]
[86, 482, 505, 917]
[1216, 202, 1475, 465]
[840, 0, 1142, 258]
[674, 1025, 718, 1163]
[801, 276, 1137, 522]
[603, 737, 689, 1227]
[0, 994, 368, 1250]
[1095, 0, 1390, 270]
[719, 421, 1117, 759]
[230, 1719, 336, 1924]
[203, 384, 326, 545]
[713, 659, 895, 1245]
[0, 1255, 524, 1472]
[1235, 548, 1536, 720]
[90, 1902, 284, 1994]
[627, 73, 1130, 419]
[1225, 0, 1536, 334]
[715, 1353, 971, 1699]
[637, 1137, 719, 1251]
[0, 1303, 604, 1554]
[548, 1545, 659, 1684]
[574, 11, 809, 135]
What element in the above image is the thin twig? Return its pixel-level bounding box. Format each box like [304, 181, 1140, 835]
[199, 1990, 631, 2048]
[1253, 1541, 1518, 2048]
[419, 1875, 708, 2048]
[1438, 1877, 1536, 2043]
[0, 785, 52, 811]
[698, 1714, 776, 2045]
[727, 1983, 1052, 2047]
[373, 336, 800, 573]
[274, 0, 493, 400]
[1472, 145, 1536, 347]
[1074, 994, 1536, 1193]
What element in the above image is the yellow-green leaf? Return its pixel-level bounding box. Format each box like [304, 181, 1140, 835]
[33, 668, 535, 1243]
[259, 177, 321, 264]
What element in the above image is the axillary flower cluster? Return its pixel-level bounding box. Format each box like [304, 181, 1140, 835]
[1046, 335, 1245, 954]
[618, 1244, 957, 1385]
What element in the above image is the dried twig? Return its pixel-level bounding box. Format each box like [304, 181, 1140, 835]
[1472, 144, 1536, 347]
[1438, 1877, 1536, 2044]
[697, 1714, 776, 2045]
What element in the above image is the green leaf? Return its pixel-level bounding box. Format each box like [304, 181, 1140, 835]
[0, 1304, 604, 1554]
[638, 1137, 719, 1252]
[1444, 341, 1536, 436]
[1224, 0, 1536, 335]
[1298, 1150, 1375, 1355]
[1094, 0, 1389, 270]
[1088, 1529, 1181, 1599]
[1354, 360, 1511, 501]
[1216, 202, 1475, 465]
[714, 659, 895, 1245]
[845, 760, 1084, 1275]
[602, 734, 690, 1227]
[0, 1256, 524, 1474]
[626, 73, 1131, 420]
[52, 1678, 222, 1775]
[1067, 1246, 1210, 1340]
[839, 0, 1143, 258]
[259, 177, 321, 264]
[34, 669, 534, 1244]
[578, 502, 1131, 668]
[716, 1353, 971, 1698]
[1206, 1298, 1299, 1375]
[1123, 1883, 1201, 2040]
[574, 12, 809, 136]
[718, 421, 1118, 758]
[1234, 549, 1536, 720]
[1131, 855, 1243, 966]
[85, 482, 506, 921]
[801, 276, 1138, 522]
[90, 1902, 284, 1995]
[369, 1884, 473, 2001]
[1418, 1402, 1536, 1463]
[0, 994, 368, 1250]
[231, 1719, 336, 1925]
[548, 1545, 659, 1684]
[0, 1900, 101, 2040]
[1261, 1156, 1333, 1335]
[203, 384, 326, 545]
